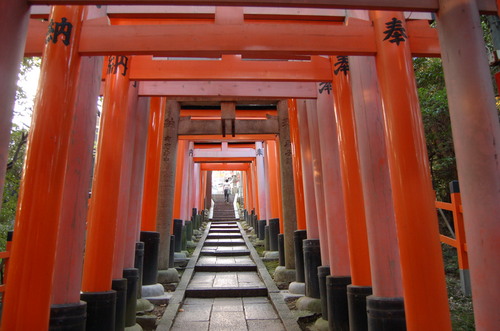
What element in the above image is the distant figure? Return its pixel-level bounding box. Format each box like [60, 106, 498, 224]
[223, 179, 231, 202]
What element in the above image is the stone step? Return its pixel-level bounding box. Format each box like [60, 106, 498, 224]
[207, 228, 240, 232]
[194, 265, 257, 272]
[207, 234, 243, 239]
[204, 239, 246, 246]
[185, 287, 268, 298]
[200, 250, 250, 257]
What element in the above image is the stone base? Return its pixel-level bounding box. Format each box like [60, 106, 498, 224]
[263, 251, 279, 260]
[274, 266, 296, 283]
[144, 293, 173, 305]
[142, 283, 164, 298]
[136, 299, 154, 313]
[296, 296, 322, 313]
[314, 317, 329, 331]
[157, 268, 180, 284]
[174, 252, 188, 267]
[125, 323, 143, 331]
[187, 241, 197, 248]
[289, 281, 306, 295]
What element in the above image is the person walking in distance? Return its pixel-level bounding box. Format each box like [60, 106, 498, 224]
[223, 179, 231, 203]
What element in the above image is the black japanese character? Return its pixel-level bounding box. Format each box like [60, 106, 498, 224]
[107, 56, 129, 76]
[334, 56, 349, 75]
[256, 148, 264, 156]
[46, 17, 73, 46]
[383, 17, 408, 46]
[318, 82, 332, 95]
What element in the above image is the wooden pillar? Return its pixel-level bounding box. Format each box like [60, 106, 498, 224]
[112, 81, 139, 280]
[141, 97, 166, 232]
[51, 5, 106, 306]
[349, 55, 404, 298]
[205, 170, 213, 210]
[277, 101, 298, 270]
[437, 1, 500, 329]
[372, 11, 451, 330]
[315, 87, 351, 275]
[0, 0, 30, 210]
[255, 141, 267, 220]
[266, 139, 282, 221]
[288, 99, 307, 231]
[300, 99, 329, 263]
[124, 97, 149, 269]
[156, 101, 180, 270]
[2, 6, 85, 329]
[296, 100, 320, 240]
[330, 59, 372, 286]
[81, 55, 132, 293]
[173, 139, 186, 220]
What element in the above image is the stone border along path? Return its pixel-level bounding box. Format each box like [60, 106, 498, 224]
[157, 220, 300, 331]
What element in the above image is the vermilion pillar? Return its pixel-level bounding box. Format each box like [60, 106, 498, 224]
[141, 97, 166, 232]
[255, 141, 268, 220]
[372, 11, 451, 330]
[266, 139, 282, 221]
[2, 6, 85, 329]
[287, 99, 306, 231]
[0, 0, 30, 209]
[112, 81, 139, 281]
[330, 60, 372, 285]
[302, 99, 329, 263]
[173, 139, 187, 220]
[51, 6, 106, 308]
[315, 85, 352, 277]
[349, 55, 404, 297]
[81, 55, 132, 293]
[437, 1, 500, 329]
[124, 97, 150, 269]
[296, 101, 320, 240]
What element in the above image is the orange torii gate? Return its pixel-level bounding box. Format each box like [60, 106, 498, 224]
[0, 1, 498, 331]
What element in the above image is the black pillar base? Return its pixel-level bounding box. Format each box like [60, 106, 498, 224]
[140, 231, 160, 286]
[264, 225, 270, 251]
[347, 285, 372, 331]
[134, 242, 144, 298]
[168, 235, 175, 269]
[303, 239, 321, 299]
[317, 266, 330, 320]
[367, 296, 406, 331]
[112, 278, 128, 331]
[49, 301, 87, 331]
[173, 219, 183, 252]
[123, 268, 139, 328]
[257, 220, 266, 240]
[278, 234, 285, 266]
[268, 218, 280, 251]
[294, 230, 307, 283]
[326, 275, 351, 331]
[80, 291, 116, 331]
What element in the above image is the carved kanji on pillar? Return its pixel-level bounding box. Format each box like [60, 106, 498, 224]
[383, 17, 408, 45]
[107, 56, 129, 76]
[334, 56, 349, 75]
[46, 17, 73, 45]
[318, 82, 332, 94]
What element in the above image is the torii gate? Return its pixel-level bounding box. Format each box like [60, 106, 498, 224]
[0, 1, 498, 330]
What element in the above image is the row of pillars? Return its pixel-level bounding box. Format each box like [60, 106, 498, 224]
[238, 9, 500, 331]
[0, 2, 498, 331]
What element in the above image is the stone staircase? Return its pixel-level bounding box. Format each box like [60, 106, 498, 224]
[211, 193, 236, 220]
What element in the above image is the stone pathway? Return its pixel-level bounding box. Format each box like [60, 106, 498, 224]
[169, 220, 287, 331]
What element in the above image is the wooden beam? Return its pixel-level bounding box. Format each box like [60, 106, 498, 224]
[25, 0, 498, 14]
[178, 117, 279, 135]
[25, 17, 440, 57]
[130, 55, 333, 81]
[139, 81, 319, 98]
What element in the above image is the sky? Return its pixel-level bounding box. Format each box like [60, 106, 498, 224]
[14, 65, 40, 129]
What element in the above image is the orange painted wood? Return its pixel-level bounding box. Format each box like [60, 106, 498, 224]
[130, 55, 332, 81]
[24, 16, 440, 57]
[287, 99, 306, 230]
[266, 139, 282, 223]
[372, 10, 451, 330]
[2, 6, 85, 329]
[173, 140, 187, 220]
[25, 0, 498, 14]
[331, 60, 371, 286]
[141, 97, 166, 232]
[81, 56, 132, 292]
[200, 163, 251, 171]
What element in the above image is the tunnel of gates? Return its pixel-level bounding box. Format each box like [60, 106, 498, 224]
[0, 0, 499, 330]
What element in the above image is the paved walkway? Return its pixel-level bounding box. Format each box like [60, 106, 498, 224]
[168, 220, 288, 331]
